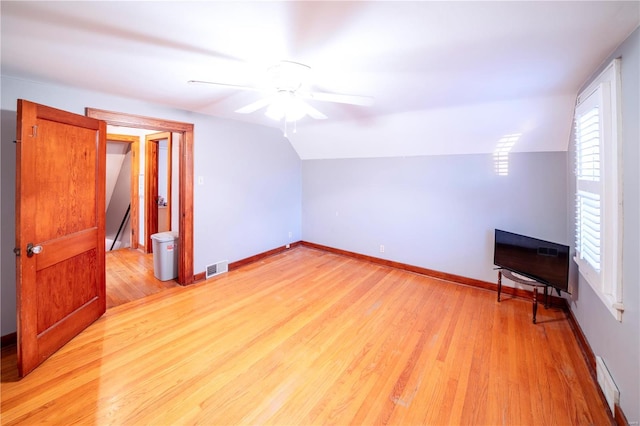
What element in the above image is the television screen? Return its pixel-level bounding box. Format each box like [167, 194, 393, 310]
[494, 229, 570, 293]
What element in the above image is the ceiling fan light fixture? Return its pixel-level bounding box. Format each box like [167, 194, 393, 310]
[264, 103, 285, 121]
[191, 59, 369, 126]
[287, 110, 307, 122]
[265, 91, 307, 122]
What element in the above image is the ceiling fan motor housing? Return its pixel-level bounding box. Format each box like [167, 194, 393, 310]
[268, 61, 311, 92]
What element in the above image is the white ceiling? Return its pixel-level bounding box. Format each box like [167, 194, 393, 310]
[2, 1, 638, 159]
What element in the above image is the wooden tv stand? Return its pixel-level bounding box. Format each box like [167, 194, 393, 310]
[497, 269, 550, 324]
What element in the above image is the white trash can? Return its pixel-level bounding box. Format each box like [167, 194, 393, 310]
[150, 231, 178, 281]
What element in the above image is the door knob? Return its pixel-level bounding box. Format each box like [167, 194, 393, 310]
[26, 243, 43, 257]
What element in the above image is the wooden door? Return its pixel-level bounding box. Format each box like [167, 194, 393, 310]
[144, 135, 159, 252]
[144, 132, 171, 253]
[15, 100, 106, 377]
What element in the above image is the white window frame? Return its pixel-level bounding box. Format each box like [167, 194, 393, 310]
[574, 59, 624, 321]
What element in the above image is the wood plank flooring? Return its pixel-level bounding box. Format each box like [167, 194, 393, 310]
[106, 248, 179, 309]
[1, 247, 611, 425]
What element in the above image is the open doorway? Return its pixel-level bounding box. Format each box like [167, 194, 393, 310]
[104, 130, 179, 309]
[105, 133, 139, 251]
[86, 108, 194, 308]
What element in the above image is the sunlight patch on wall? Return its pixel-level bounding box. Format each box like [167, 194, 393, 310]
[493, 133, 521, 176]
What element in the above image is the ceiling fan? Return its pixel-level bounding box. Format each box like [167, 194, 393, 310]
[188, 61, 373, 124]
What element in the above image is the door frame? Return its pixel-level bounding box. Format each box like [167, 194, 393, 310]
[106, 133, 140, 250]
[86, 108, 194, 285]
[144, 132, 172, 252]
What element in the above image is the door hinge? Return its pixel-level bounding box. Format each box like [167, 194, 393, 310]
[13, 247, 20, 257]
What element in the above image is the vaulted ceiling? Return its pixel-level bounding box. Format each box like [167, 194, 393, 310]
[2, 1, 638, 159]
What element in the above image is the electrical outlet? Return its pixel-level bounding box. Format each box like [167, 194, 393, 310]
[288, 231, 292, 238]
[380, 245, 385, 253]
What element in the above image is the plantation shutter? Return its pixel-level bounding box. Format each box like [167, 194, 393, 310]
[574, 85, 603, 285]
[573, 59, 622, 320]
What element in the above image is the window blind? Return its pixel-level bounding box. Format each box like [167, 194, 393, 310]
[575, 107, 600, 181]
[573, 59, 623, 321]
[576, 191, 601, 271]
[574, 87, 602, 280]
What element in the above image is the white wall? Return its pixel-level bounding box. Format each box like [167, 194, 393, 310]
[567, 27, 639, 422]
[302, 152, 568, 285]
[290, 95, 575, 160]
[105, 148, 132, 249]
[171, 132, 180, 233]
[1, 76, 302, 335]
[157, 139, 169, 203]
[105, 142, 129, 209]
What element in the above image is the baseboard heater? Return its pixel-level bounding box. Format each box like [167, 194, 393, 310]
[596, 356, 619, 416]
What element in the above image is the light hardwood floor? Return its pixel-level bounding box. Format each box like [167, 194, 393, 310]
[106, 247, 180, 309]
[1, 247, 611, 425]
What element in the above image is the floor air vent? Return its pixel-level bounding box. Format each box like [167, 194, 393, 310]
[206, 261, 228, 279]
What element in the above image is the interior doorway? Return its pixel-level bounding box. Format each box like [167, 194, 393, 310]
[103, 128, 180, 309]
[104, 129, 178, 308]
[105, 133, 139, 251]
[86, 108, 194, 286]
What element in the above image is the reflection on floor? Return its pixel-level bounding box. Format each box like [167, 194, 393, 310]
[106, 248, 180, 309]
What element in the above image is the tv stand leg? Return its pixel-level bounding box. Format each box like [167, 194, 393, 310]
[532, 286, 538, 324]
[544, 285, 549, 309]
[497, 270, 502, 302]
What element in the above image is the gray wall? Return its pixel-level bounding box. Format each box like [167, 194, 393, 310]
[1, 76, 302, 335]
[567, 27, 639, 422]
[302, 152, 568, 285]
[1, 109, 17, 338]
[192, 116, 301, 265]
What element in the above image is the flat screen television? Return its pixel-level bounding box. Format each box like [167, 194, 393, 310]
[493, 229, 570, 293]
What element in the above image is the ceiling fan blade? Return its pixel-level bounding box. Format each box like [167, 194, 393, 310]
[301, 102, 328, 120]
[234, 96, 276, 114]
[188, 80, 264, 93]
[301, 91, 374, 106]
